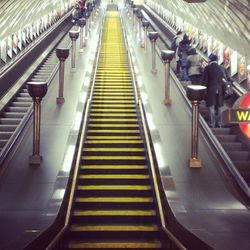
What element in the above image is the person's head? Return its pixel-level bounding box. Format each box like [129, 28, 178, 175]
[177, 31, 182, 36]
[182, 34, 190, 44]
[208, 53, 218, 63]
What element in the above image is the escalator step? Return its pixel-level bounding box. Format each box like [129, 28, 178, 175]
[11, 102, 32, 107]
[7, 106, 29, 113]
[67, 240, 162, 249]
[221, 142, 243, 151]
[74, 197, 154, 209]
[211, 128, 231, 135]
[233, 161, 250, 171]
[227, 151, 250, 160]
[0, 118, 21, 125]
[0, 125, 17, 132]
[0, 132, 12, 139]
[0, 139, 8, 147]
[3, 112, 25, 119]
[216, 134, 238, 143]
[77, 185, 152, 197]
[69, 224, 160, 239]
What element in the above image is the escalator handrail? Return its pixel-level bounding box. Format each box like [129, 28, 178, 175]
[141, 4, 247, 97]
[120, 10, 187, 250]
[45, 11, 106, 250]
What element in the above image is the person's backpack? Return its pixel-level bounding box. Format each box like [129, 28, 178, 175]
[171, 36, 178, 52]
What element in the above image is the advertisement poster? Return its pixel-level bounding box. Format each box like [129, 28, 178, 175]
[212, 39, 219, 55]
[22, 30, 26, 47]
[12, 34, 18, 54]
[217, 43, 224, 65]
[202, 34, 208, 55]
[238, 56, 247, 83]
[0, 40, 7, 62]
[18, 30, 22, 50]
[7, 36, 12, 58]
[223, 47, 230, 69]
[247, 65, 250, 90]
[188, 24, 193, 39]
[207, 36, 212, 56]
[33, 24, 37, 39]
[230, 50, 238, 77]
[29, 25, 33, 41]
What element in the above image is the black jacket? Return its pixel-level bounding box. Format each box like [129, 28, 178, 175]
[202, 62, 224, 107]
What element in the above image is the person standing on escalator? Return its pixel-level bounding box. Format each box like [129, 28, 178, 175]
[202, 53, 224, 128]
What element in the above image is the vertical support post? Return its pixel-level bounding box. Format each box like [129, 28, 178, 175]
[186, 85, 207, 168]
[56, 48, 69, 104]
[148, 32, 158, 74]
[191, 101, 199, 160]
[69, 30, 79, 69]
[164, 61, 172, 105]
[161, 50, 175, 106]
[27, 82, 48, 165]
[142, 20, 149, 49]
[78, 18, 86, 51]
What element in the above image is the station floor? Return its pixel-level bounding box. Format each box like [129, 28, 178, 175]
[0, 5, 249, 250]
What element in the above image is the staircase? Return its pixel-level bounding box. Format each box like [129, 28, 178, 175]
[60, 10, 163, 250]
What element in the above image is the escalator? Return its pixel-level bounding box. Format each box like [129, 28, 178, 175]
[53, 9, 164, 250]
[141, 5, 250, 193]
[0, 27, 71, 163]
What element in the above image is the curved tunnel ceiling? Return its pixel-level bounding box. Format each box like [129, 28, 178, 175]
[0, 0, 249, 59]
[147, 0, 250, 60]
[0, 0, 73, 41]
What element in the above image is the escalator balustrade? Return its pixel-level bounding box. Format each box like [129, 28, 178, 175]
[60, 10, 163, 250]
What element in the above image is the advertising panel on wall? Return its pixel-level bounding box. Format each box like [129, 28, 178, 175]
[247, 65, 250, 90]
[7, 36, 12, 59]
[230, 51, 238, 77]
[22, 29, 26, 47]
[0, 40, 7, 63]
[217, 42, 224, 65]
[12, 34, 18, 54]
[207, 36, 212, 56]
[223, 47, 230, 69]
[238, 56, 247, 83]
[18, 30, 22, 50]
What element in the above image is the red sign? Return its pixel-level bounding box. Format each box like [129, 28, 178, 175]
[239, 92, 250, 139]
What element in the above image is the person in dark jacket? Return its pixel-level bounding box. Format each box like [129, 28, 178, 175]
[202, 53, 224, 128]
[187, 47, 202, 85]
[177, 34, 191, 81]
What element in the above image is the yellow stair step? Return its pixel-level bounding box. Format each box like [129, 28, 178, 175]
[83, 147, 143, 152]
[77, 185, 151, 191]
[73, 210, 156, 216]
[89, 123, 139, 128]
[68, 241, 162, 249]
[90, 113, 137, 117]
[79, 174, 148, 179]
[75, 197, 153, 203]
[86, 135, 141, 139]
[85, 140, 143, 144]
[82, 165, 146, 170]
[71, 224, 158, 231]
